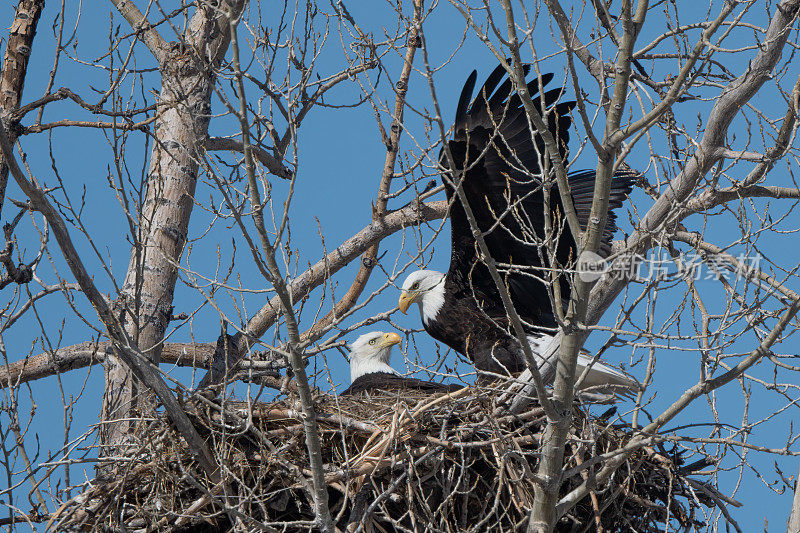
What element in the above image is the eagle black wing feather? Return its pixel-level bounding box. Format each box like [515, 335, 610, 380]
[442, 66, 634, 329]
[342, 372, 464, 395]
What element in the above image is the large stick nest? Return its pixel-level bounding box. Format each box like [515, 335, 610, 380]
[50, 387, 725, 532]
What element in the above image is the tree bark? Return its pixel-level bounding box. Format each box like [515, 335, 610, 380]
[0, 0, 45, 218]
[102, 2, 242, 447]
[788, 462, 800, 533]
[102, 45, 213, 444]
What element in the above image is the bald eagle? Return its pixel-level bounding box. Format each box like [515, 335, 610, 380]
[341, 331, 463, 395]
[397, 65, 637, 390]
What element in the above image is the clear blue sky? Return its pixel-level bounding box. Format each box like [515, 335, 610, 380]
[2, 1, 799, 531]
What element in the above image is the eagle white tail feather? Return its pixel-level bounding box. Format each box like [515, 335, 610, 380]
[575, 352, 639, 391]
[526, 334, 639, 392]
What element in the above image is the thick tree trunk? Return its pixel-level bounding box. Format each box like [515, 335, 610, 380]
[789, 463, 800, 533]
[100, 0, 244, 450]
[101, 45, 213, 446]
[0, 0, 45, 218]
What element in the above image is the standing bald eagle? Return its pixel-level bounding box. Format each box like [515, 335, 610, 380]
[397, 65, 637, 390]
[342, 331, 463, 395]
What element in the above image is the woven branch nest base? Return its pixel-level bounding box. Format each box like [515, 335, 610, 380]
[48, 387, 724, 532]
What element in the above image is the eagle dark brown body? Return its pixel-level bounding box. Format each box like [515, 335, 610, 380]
[342, 372, 464, 396]
[400, 65, 636, 382]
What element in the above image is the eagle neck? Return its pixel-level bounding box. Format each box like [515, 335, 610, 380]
[350, 357, 399, 381]
[419, 275, 446, 324]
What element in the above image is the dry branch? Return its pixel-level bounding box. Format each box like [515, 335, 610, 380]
[227, 9, 333, 527]
[588, 0, 800, 324]
[0, 121, 219, 479]
[305, 0, 423, 342]
[200, 199, 448, 386]
[0, 341, 213, 387]
[2, 200, 449, 389]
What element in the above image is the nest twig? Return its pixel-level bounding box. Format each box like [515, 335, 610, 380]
[47, 387, 727, 532]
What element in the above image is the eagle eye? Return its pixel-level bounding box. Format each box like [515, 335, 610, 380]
[410, 281, 419, 290]
[368, 338, 377, 345]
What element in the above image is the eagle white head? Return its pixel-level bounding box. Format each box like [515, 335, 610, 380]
[348, 331, 402, 381]
[398, 270, 446, 323]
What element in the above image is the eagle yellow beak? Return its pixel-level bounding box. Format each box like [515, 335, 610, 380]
[382, 332, 402, 347]
[398, 291, 417, 314]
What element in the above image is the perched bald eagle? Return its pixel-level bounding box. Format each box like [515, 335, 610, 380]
[397, 65, 637, 390]
[341, 331, 463, 395]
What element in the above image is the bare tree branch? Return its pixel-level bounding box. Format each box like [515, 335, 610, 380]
[559, 293, 800, 518]
[108, 0, 167, 62]
[0, 342, 213, 387]
[304, 0, 422, 342]
[587, 0, 800, 327]
[0, 121, 219, 479]
[529, 0, 647, 527]
[200, 199, 448, 386]
[226, 9, 333, 528]
[204, 136, 293, 179]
